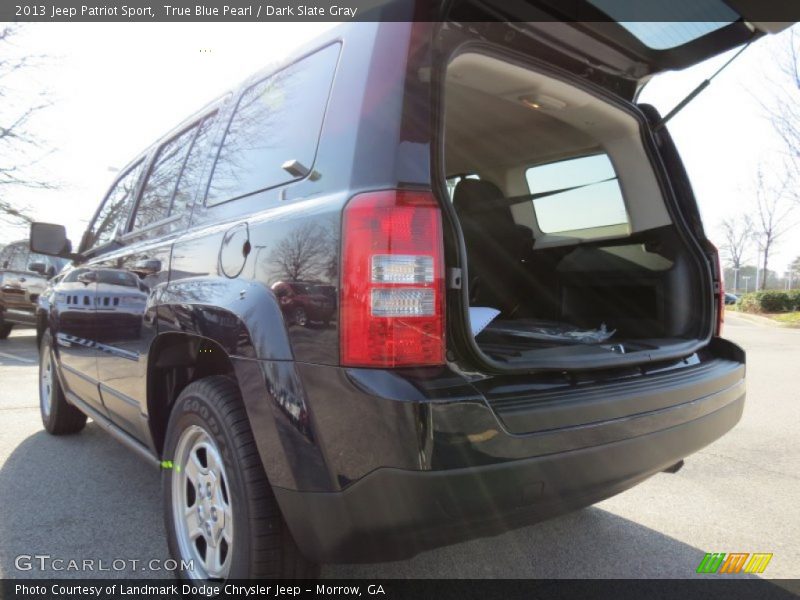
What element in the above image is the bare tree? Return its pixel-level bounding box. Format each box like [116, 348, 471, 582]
[752, 167, 796, 290]
[268, 222, 331, 282]
[760, 27, 800, 201]
[718, 213, 753, 291]
[791, 255, 800, 276]
[0, 25, 55, 226]
[787, 255, 800, 290]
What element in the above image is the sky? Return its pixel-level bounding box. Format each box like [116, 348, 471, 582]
[2, 22, 798, 272]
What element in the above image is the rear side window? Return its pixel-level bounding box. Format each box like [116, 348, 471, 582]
[525, 154, 628, 234]
[87, 161, 144, 250]
[133, 125, 199, 230]
[133, 113, 218, 231]
[206, 43, 340, 206]
[172, 115, 217, 215]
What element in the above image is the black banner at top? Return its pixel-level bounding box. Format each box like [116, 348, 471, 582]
[2, 0, 800, 23]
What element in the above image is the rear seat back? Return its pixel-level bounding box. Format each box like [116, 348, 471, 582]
[452, 179, 533, 313]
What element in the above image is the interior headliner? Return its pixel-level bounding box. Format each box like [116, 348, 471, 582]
[444, 52, 673, 240]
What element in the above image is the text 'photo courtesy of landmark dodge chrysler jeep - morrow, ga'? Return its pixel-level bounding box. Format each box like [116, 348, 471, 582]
[27, 2, 788, 580]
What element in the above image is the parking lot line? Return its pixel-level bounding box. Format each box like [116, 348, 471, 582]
[0, 351, 36, 364]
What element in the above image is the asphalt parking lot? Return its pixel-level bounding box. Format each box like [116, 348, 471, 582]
[0, 313, 798, 582]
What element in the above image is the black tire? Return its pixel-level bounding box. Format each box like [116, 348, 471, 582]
[0, 322, 13, 339]
[39, 330, 87, 435]
[162, 376, 318, 580]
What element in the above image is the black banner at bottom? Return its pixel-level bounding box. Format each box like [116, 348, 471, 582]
[2, 579, 799, 600]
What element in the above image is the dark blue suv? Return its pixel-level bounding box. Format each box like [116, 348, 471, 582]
[28, 7, 785, 579]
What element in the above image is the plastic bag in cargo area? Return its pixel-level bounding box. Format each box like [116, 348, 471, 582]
[480, 318, 616, 344]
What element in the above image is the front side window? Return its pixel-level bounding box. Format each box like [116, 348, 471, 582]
[86, 161, 145, 250]
[525, 154, 628, 234]
[206, 43, 340, 206]
[3, 243, 28, 271]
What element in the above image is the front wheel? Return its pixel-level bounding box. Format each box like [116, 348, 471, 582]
[0, 322, 13, 339]
[162, 376, 318, 580]
[39, 330, 87, 434]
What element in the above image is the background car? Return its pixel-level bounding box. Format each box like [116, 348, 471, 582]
[725, 292, 739, 305]
[0, 240, 68, 340]
[271, 281, 336, 326]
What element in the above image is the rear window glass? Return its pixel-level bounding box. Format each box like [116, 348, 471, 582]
[525, 154, 628, 234]
[206, 43, 340, 206]
[589, 0, 738, 50]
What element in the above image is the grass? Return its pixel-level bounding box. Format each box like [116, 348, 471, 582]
[726, 306, 800, 327]
[771, 312, 800, 327]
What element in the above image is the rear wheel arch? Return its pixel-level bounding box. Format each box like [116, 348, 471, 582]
[147, 332, 238, 457]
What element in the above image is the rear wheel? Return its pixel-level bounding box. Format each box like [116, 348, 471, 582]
[163, 376, 318, 579]
[0, 322, 13, 339]
[39, 330, 87, 434]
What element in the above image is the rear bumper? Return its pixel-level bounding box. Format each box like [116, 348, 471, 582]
[277, 391, 743, 562]
[276, 341, 745, 563]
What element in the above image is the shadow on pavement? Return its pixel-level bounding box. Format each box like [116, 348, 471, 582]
[0, 419, 771, 581]
[0, 423, 169, 579]
[0, 329, 39, 366]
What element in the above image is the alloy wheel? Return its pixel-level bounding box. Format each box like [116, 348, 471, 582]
[171, 425, 234, 579]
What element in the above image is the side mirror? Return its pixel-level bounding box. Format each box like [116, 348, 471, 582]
[30, 222, 75, 259]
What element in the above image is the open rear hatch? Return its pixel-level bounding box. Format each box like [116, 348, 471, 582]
[439, 0, 793, 99]
[434, 1, 793, 372]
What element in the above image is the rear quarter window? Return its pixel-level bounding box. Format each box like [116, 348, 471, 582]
[525, 154, 628, 234]
[205, 43, 340, 206]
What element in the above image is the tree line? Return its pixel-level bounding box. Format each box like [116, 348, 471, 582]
[719, 29, 800, 293]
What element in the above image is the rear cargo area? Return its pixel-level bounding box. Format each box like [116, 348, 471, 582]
[442, 52, 710, 368]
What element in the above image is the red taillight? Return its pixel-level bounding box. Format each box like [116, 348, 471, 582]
[341, 189, 445, 367]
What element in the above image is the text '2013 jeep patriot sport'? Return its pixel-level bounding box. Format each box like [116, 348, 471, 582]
[30, 2, 788, 580]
